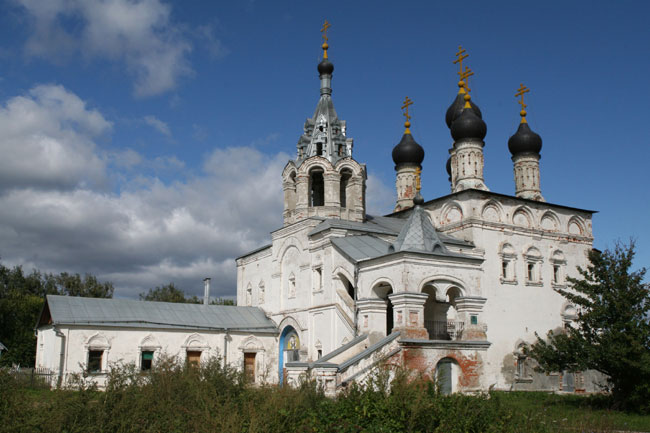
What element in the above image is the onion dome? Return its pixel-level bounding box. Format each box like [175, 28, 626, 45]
[317, 58, 334, 75]
[445, 93, 482, 128]
[508, 122, 542, 155]
[392, 132, 425, 167]
[508, 83, 542, 155]
[451, 100, 487, 142]
[393, 97, 424, 167]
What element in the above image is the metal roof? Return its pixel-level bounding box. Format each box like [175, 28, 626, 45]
[309, 217, 399, 237]
[42, 295, 278, 333]
[390, 205, 449, 254]
[331, 235, 392, 262]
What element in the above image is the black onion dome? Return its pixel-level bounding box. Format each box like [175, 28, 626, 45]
[317, 59, 334, 75]
[445, 93, 482, 128]
[392, 133, 425, 167]
[451, 108, 487, 141]
[446, 157, 451, 177]
[508, 122, 542, 155]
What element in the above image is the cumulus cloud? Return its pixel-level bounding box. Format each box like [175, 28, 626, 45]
[143, 115, 171, 136]
[16, 0, 194, 97]
[0, 85, 395, 299]
[0, 84, 291, 298]
[0, 84, 110, 191]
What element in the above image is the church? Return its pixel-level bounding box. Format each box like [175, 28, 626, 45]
[35, 25, 600, 395]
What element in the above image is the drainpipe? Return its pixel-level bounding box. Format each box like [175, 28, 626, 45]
[223, 328, 229, 367]
[353, 263, 359, 336]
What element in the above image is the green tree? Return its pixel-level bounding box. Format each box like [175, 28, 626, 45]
[139, 283, 190, 303]
[0, 261, 113, 367]
[527, 241, 650, 412]
[140, 283, 236, 305]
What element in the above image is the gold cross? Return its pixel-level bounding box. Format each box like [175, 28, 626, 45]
[415, 167, 422, 192]
[321, 20, 331, 42]
[460, 66, 474, 92]
[401, 96, 413, 122]
[453, 45, 468, 78]
[515, 83, 530, 111]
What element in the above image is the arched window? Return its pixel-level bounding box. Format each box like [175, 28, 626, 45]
[309, 168, 324, 207]
[339, 169, 352, 208]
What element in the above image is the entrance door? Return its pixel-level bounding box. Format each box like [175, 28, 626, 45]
[186, 350, 201, 367]
[563, 372, 575, 392]
[437, 359, 453, 395]
[244, 352, 256, 382]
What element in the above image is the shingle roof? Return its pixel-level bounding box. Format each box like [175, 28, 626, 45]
[42, 295, 278, 333]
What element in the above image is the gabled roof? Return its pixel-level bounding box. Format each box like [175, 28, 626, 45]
[39, 295, 278, 333]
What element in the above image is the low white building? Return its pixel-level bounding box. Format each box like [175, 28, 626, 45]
[36, 295, 278, 386]
[36, 34, 602, 395]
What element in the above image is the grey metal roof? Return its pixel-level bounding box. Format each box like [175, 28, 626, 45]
[390, 205, 448, 254]
[331, 235, 391, 262]
[309, 215, 401, 237]
[42, 295, 278, 333]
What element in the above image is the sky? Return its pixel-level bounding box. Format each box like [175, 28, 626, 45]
[0, 0, 648, 299]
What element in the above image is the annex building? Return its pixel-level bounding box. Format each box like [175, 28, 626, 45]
[35, 29, 601, 395]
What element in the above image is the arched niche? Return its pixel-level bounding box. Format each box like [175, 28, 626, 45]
[512, 206, 533, 228]
[441, 202, 463, 225]
[420, 280, 465, 340]
[436, 357, 460, 395]
[540, 211, 560, 231]
[481, 200, 503, 223]
[568, 216, 585, 235]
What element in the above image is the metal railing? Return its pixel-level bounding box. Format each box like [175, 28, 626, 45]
[424, 320, 465, 340]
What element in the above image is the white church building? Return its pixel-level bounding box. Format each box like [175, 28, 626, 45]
[35, 34, 600, 395]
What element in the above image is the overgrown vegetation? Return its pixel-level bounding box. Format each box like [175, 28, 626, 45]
[139, 282, 235, 305]
[2, 358, 650, 433]
[527, 241, 650, 413]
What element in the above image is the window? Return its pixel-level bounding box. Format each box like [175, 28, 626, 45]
[288, 274, 296, 298]
[140, 351, 154, 371]
[186, 350, 201, 367]
[499, 243, 517, 284]
[527, 263, 535, 281]
[470, 315, 478, 325]
[314, 267, 322, 292]
[317, 349, 323, 359]
[523, 247, 543, 285]
[553, 265, 560, 284]
[551, 250, 566, 286]
[339, 169, 352, 208]
[88, 350, 103, 373]
[309, 169, 324, 206]
[244, 352, 256, 382]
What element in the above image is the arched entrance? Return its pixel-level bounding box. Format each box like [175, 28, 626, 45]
[436, 357, 459, 395]
[279, 326, 300, 384]
[372, 283, 394, 335]
[422, 282, 463, 340]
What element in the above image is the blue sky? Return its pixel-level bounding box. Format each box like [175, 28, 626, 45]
[0, 0, 648, 298]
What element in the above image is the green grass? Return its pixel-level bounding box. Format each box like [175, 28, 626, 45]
[496, 391, 650, 432]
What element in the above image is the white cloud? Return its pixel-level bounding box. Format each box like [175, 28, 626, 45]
[143, 115, 171, 136]
[0, 85, 395, 299]
[0, 84, 111, 191]
[366, 174, 396, 215]
[16, 0, 194, 97]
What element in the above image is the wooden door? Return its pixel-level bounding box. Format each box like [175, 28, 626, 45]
[244, 352, 256, 382]
[186, 350, 201, 367]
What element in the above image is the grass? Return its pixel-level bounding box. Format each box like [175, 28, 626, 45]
[496, 391, 650, 432]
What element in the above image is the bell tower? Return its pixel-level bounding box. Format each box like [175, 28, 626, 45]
[282, 21, 366, 226]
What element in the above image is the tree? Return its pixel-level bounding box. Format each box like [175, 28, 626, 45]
[139, 283, 236, 305]
[0, 261, 113, 367]
[526, 241, 650, 412]
[139, 283, 189, 303]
